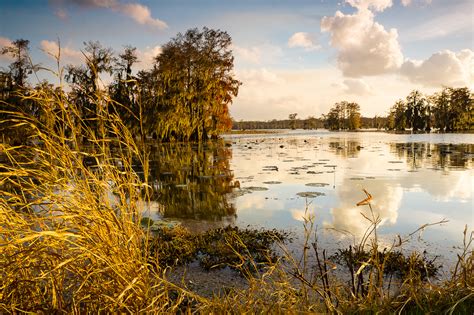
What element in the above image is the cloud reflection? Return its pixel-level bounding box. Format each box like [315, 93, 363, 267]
[325, 180, 402, 238]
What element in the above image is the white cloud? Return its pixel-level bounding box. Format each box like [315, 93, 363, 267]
[346, 0, 393, 12]
[400, 49, 473, 88]
[55, 8, 68, 19]
[400, 0, 432, 7]
[232, 43, 283, 66]
[232, 67, 348, 120]
[135, 45, 162, 71]
[0, 37, 12, 47]
[40, 40, 83, 65]
[55, 0, 167, 30]
[321, 9, 403, 77]
[236, 68, 285, 85]
[0, 37, 14, 63]
[232, 45, 262, 64]
[119, 3, 167, 30]
[231, 66, 432, 120]
[343, 79, 373, 95]
[288, 32, 320, 51]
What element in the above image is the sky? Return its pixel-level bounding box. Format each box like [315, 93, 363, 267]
[0, 0, 472, 120]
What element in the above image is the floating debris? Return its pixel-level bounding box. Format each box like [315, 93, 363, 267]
[388, 161, 404, 164]
[349, 177, 364, 180]
[263, 181, 282, 185]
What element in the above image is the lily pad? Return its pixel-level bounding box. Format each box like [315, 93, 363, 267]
[149, 220, 181, 231]
[244, 186, 269, 191]
[141, 217, 181, 231]
[296, 191, 326, 198]
[263, 166, 279, 171]
[263, 181, 282, 184]
[305, 182, 330, 187]
[228, 189, 252, 198]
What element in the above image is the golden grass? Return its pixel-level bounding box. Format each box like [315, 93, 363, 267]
[0, 87, 206, 312]
[1, 86, 472, 313]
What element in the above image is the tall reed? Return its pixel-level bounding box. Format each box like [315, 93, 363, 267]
[0, 84, 207, 312]
[1, 78, 472, 313]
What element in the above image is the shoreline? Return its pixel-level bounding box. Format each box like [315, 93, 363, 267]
[227, 128, 474, 134]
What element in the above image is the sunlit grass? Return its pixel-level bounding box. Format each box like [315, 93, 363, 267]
[1, 87, 472, 313]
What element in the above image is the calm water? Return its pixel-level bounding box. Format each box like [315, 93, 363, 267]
[144, 130, 473, 258]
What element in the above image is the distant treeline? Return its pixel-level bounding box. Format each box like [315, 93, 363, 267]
[1, 33, 471, 144]
[233, 115, 386, 130]
[233, 115, 323, 130]
[234, 87, 472, 132]
[1, 27, 240, 144]
[386, 88, 472, 132]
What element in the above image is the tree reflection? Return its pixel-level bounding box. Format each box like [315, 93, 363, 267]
[328, 139, 362, 158]
[147, 140, 236, 220]
[390, 143, 473, 170]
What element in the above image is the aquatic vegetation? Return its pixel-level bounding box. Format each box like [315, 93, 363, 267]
[296, 191, 325, 198]
[330, 247, 440, 283]
[148, 226, 288, 273]
[243, 186, 269, 191]
[305, 182, 330, 187]
[0, 88, 472, 313]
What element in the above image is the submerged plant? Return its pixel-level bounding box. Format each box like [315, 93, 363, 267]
[148, 225, 288, 274]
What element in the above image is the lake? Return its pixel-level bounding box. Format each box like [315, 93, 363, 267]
[143, 130, 473, 261]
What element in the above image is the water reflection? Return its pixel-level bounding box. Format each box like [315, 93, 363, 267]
[223, 131, 472, 251]
[141, 131, 472, 252]
[328, 139, 361, 158]
[390, 143, 473, 170]
[325, 180, 402, 238]
[147, 140, 236, 221]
